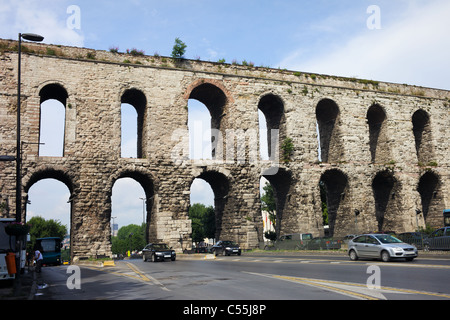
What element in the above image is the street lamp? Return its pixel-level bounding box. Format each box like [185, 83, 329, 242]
[16, 33, 44, 223]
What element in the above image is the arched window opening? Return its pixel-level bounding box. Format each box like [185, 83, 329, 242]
[121, 89, 147, 158]
[372, 171, 400, 232]
[25, 171, 74, 262]
[27, 179, 71, 231]
[258, 94, 285, 160]
[258, 110, 268, 160]
[412, 109, 434, 164]
[110, 172, 154, 251]
[319, 169, 348, 237]
[111, 177, 149, 230]
[38, 84, 68, 157]
[189, 178, 215, 248]
[121, 103, 138, 158]
[191, 171, 229, 241]
[418, 172, 442, 228]
[316, 99, 343, 163]
[262, 169, 292, 238]
[188, 83, 227, 160]
[188, 99, 212, 160]
[367, 104, 389, 163]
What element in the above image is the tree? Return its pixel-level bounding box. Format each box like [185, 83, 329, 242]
[189, 203, 215, 244]
[261, 182, 276, 227]
[319, 181, 329, 226]
[171, 37, 187, 59]
[27, 216, 67, 250]
[111, 224, 146, 255]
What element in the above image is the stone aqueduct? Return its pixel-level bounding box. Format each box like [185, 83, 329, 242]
[0, 39, 449, 260]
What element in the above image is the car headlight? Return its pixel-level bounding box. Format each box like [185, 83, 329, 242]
[392, 247, 403, 252]
[156, 252, 164, 256]
[226, 247, 231, 250]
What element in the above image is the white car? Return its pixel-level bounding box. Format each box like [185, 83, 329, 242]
[348, 234, 418, 262]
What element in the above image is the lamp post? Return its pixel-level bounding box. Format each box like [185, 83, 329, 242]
[16, 33, 44, 223]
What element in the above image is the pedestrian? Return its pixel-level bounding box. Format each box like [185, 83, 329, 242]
[34, 246, 43, 273]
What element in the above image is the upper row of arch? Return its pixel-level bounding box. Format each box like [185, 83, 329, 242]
[37, 80, 434, 163]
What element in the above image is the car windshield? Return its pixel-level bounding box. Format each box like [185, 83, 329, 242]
[153, 244, 169, 250]
[222, 241, 238, 246]
[374, 234, 403, 244]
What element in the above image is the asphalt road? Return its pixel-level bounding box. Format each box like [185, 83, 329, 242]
[33, 252, 450, 303]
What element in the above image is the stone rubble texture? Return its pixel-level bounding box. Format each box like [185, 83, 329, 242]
[0, 39, 448, 260]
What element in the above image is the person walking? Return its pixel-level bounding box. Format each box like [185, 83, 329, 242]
[34, 246, 43, 273]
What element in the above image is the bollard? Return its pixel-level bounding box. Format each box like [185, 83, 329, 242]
[5, 252, 17, 275]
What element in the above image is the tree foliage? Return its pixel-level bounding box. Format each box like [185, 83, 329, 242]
[171, 37, 187, 59]
[27, 216, 67, 250]
[261, 182, 276, 226]
[111, 224, 146, 254]
[189, 203, 215, 244]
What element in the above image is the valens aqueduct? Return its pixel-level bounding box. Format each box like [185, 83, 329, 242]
[0, 39, 449, 261]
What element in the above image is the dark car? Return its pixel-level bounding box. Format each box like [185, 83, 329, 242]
[424, 227, 450, 251]
[211, 240, 241, 256]
[142, 243, 176, 262]
[397, 232, 427, 250]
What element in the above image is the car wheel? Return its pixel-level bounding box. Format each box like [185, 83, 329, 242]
[152, 254, 158, 262]
[143, 255, 147, 262]
[381, 251, 391, 262]
[171, 256, 176, 261]
[349, 250, 358, 261]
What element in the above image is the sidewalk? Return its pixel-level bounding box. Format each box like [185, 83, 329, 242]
[0, 268, 36, 300]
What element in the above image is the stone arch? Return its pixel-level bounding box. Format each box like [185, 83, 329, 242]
[23, 167, 76, 259]
[120, 88, 148, 158]
[318, 169, 349, 237]
[39, 82, 69, 106]
[24, 167, 76, 195]
[366, 103, 390, 163]
[185, 80, 230, 159]
[262, 168, 292, 238]
[258, 93, 285, 159]
[315, 98, 344, 163]
[417, 171, 443, 228]
[372, 170, 402, 232]
[109, 169, 156, 242]
[412, 109, 434, 164]
[191, 170, 230, 240]
[38, 83, 69, 156]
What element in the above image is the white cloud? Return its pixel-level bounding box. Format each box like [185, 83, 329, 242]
[280, 1, 450, 89]
[0, 0, 84, 47]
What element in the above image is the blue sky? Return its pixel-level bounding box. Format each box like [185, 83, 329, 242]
[1, 0, 449, 230]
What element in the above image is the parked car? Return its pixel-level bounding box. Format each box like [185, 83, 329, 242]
[265, 233, 313, 250]
[397, 232, 427, 250]
[142, 243, 176, 262]
[211, 240, 241, 256]
[423, 227, 450, 251]
[348, 234, 418, 262]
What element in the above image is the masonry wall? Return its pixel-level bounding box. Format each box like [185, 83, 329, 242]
[0, 39, 448, 260]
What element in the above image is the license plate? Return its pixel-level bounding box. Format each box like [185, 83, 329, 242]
[164, 255, 171, 258]
[233, 250, 238, 252]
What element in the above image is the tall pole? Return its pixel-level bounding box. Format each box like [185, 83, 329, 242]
[15, 33, 22, 223]
[15, 33, 44, 223]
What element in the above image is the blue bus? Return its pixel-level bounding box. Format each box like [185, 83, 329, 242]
[36, 237, 62, 265]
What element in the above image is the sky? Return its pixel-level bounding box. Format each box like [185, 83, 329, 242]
[1, 0, 449, 230]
